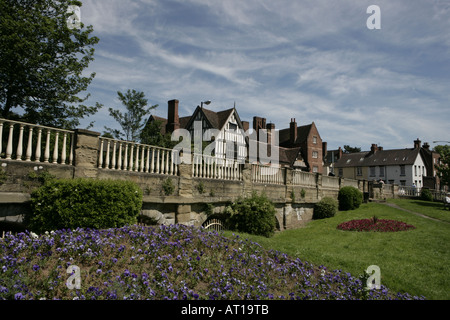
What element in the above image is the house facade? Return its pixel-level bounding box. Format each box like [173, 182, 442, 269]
[334, 139, 428, 188]
[146, 100, 327, 173]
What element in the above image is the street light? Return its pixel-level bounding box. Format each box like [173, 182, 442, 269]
[200, 100, 211, 108]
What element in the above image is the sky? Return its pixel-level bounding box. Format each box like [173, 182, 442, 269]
[78, 0, 450, 151]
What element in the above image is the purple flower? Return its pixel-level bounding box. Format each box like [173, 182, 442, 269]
[32, 264, 40, 271]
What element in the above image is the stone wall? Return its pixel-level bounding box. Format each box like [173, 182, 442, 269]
[0, 122, 387, 232]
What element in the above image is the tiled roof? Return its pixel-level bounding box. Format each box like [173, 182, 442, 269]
[335, 148, 421, 168]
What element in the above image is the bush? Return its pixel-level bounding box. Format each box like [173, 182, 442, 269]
[338, 186, 363, 211]
[26, 178, 143, 233]
[226, 192, 277, 237]
[313, 197, 338, 219]
[420, 188, 433, 202]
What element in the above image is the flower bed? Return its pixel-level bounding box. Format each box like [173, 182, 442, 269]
[0, 224, 423, 300]
[337, 217, 415, 232]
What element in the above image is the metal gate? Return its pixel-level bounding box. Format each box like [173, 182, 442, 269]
[202, 218, 225, 231]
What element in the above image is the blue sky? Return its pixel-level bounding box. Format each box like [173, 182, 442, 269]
[79, 0, 450, 151]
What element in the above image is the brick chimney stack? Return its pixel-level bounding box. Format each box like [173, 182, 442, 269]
[266, 122, 275, 145]
[166, 99, 180, 133]
[290, 118, 297, 145]
[414, 138, 421, 149]
[370, 144, 379, 154]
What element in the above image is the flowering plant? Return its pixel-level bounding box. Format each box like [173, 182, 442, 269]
[337, 218, 415, 232]
[0, 224, 423, 300]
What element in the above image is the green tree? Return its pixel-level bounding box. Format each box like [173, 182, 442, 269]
[140, 118, 176, 148]
[0, 0, 100, 128]
[434, 145, 450, 188]
[104, 89, 157, 141]
[343, 145, 361, 153]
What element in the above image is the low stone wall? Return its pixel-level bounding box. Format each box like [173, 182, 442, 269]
[0, 123, 389, 232]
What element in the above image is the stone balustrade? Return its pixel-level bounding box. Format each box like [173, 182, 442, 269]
[0, 118, 74, 164]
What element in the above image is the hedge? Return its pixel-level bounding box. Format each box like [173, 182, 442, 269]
[26, 178, 143, 233]
[338, 186, 363, 211]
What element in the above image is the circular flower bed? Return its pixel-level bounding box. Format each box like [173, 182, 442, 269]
[337, 217, 415, 232]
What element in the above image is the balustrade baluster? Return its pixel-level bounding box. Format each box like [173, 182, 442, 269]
[134, 144, 139, 172]
[44, 130, 51, 163]
[35, 128, 42, 162]
[61, 132, 67, 164]
[118, 142, 123, 170]
[155, 148, 160, 174]
[6, 124, 14, 160]
[111, 141, 116, 169]
[16, 124, 25, 160]
[150, 147, 155, 173]
[140, 145, 145, 172]
[105, 140, 110, 169]
[145, 147, 150, 173]
[124, 144, 128, 171]
[52, 132, 59, 164]
[98, 139, 104, 168]
[129, 144, 134, 171]
[69, 133, 74, 165]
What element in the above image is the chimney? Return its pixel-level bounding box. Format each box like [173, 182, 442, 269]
[166, 99, 180, 133]
[414, 138, 421, 149]
[370, 144, 378, 154]
[378, 146, 383, 151]
[290, 118, 297, 145]
[338, 146, 343, 159]
[253, 116, 266, 140]
[242, 121, 249, 132]
[423, 142, 430, 150]
[322, 141, 327, 159]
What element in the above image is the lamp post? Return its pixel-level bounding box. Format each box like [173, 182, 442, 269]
[200, 100, 211, 108]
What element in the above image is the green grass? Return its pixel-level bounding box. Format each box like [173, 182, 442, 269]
[387, 198, 450, 223]
[224, 200, 450, 300]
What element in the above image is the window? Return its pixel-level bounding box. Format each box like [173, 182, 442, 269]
[400, 165, 405, 176]
[400, 180, 406, 186]
[414, 165, 417, 176]
[312, 151, 318, 159]
[339, 168, 343, 177]
[370, 166, 376, 177]
[379, 166, 385, 177]
[357, 167, 362, 176]
[313, 166, 318, 173]
[313, 136, 317, 144]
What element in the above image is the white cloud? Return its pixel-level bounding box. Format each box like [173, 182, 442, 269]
[78, 0, 450, 150]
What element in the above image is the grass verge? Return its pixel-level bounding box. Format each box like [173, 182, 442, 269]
[224, 200, 450, 300]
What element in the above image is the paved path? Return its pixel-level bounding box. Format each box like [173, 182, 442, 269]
[380, 202, 449, 224]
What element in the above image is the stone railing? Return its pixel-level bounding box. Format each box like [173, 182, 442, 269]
[292, 170, 316, 187]
[192, 154, 242, 180]
[98, 137, 178, 176]
[0, 118, 74, 165]
[251, 163, 285, 185]
[322, 175, 340, 189]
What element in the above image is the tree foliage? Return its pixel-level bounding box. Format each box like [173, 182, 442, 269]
[104, 89, 157, 142]
[343, 145, 361, 153]
[434, 145, 450, 187]
[0, 0, 100, 128]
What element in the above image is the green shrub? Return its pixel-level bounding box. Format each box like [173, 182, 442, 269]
[313, 197, 338, 219]
[162, 178, 175, 195]
[420, 188, 433, 202]
[338, 186, 363, 211]
[226, 192, 277, 238]
[26, 178, 143, 233]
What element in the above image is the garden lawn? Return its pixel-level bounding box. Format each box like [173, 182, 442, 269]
[225, 201, 450, 300]
[387, 198, 450, 223]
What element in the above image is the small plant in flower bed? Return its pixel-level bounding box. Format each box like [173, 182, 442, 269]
[337, 216, 415, 232]
[0, 224, 423, 300]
